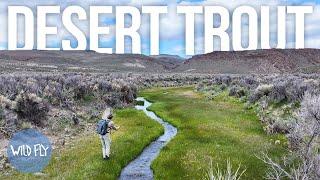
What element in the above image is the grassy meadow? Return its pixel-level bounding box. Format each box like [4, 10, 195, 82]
[140, 87, 287, 179]
[1, 109, 163, 179]
[1, 86, 288, 179]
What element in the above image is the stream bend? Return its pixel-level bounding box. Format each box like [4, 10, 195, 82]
[119, 97, 177, 180]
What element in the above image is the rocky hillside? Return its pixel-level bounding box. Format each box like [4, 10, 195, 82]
[177, 49, 320, 74]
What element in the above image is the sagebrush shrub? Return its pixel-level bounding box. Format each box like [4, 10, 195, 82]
[0, 95, 15, 109]
[268, 82, 287, 103]
[229, 85, 246, 98]
[0, 108, 18, 137]
[14, 92, 49, 126]
[249, 84, 273, 103]
[285, 80, 308, 103]
[261, 93, 320, 179]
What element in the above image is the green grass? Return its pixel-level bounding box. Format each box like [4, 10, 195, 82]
[140, 87, 287, 180]
[1, 108, 164, 180]
[136, 100, 145, 106]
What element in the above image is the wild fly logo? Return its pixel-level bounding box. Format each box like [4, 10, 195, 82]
[10, 144, 49, 157]
[7, 129, 52, 173]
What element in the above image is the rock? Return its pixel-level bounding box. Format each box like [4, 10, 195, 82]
[72, 113, 80, 125]
[4, 162, 11, 169]
[33, 172, 47, 176]
[0, 161, 4, 171]
[90, 111, 100, 119]
[64, 128, 70, 133]
[60, 139, 65, 146]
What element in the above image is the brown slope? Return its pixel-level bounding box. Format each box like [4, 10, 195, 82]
[177, 49, 320, 74]
[150, 54, 184, 69]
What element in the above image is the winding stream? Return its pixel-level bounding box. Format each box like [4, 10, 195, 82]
[119, 97, 177, 180]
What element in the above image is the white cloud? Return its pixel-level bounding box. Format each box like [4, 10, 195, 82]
[0, 17, 6, 44]
[305, 37, 320, 48]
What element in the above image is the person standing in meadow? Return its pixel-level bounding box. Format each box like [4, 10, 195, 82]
[96, 108, 119, 160]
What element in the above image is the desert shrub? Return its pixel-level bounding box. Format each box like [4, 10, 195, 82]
[221, 76, 232, 85]
[285, 80, 308, 103]
[260, 93, 320, 179]
[196, 83, 205, 92]
[102, 93, 122, 108]
[203, 85, 225, 100]
[229, 85, 246, 98]
[268, 82, 287, 103]
[95, 80, 113, 93]
[220, 83, 228, 91]
[14, 92, 49, 126]
[249, 84, 273, 103]
[243, 76, 258, 86]
[0, 95, 15, 109]
[73, 83, 90, 100]
[0, 73, 142, 109]
[0, 95, 18, 137]
[268, 118, 292, 134]
[121, 85, 137, 104]
[0, 109, 18, 138]
[288, 92, 320, 153]
[213, 75, 232, 85]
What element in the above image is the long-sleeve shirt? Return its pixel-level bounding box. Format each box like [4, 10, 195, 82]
[107, 120, 117, 131]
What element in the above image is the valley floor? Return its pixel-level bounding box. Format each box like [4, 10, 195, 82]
[141, 87, 287, 179]
[1, 87, 287, 179]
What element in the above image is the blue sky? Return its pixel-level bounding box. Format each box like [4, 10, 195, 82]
[1, 0, 320, 57]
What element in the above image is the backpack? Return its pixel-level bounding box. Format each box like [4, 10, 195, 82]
[96, 119, 110, 135]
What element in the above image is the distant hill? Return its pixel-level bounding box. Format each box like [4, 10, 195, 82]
[177, 49, 320, 74]
[150, 54, 184, 69]
[0, 49, 319, 74]
[0, 51, 178, 73]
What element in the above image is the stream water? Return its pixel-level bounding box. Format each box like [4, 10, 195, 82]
[119, 97, 177, 180]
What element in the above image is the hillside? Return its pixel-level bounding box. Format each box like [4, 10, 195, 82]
[0, 51, 175, 73]
[0, 49, 320, 74]
[150, 54, 184, 69]
[178, 49, 320, 74]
